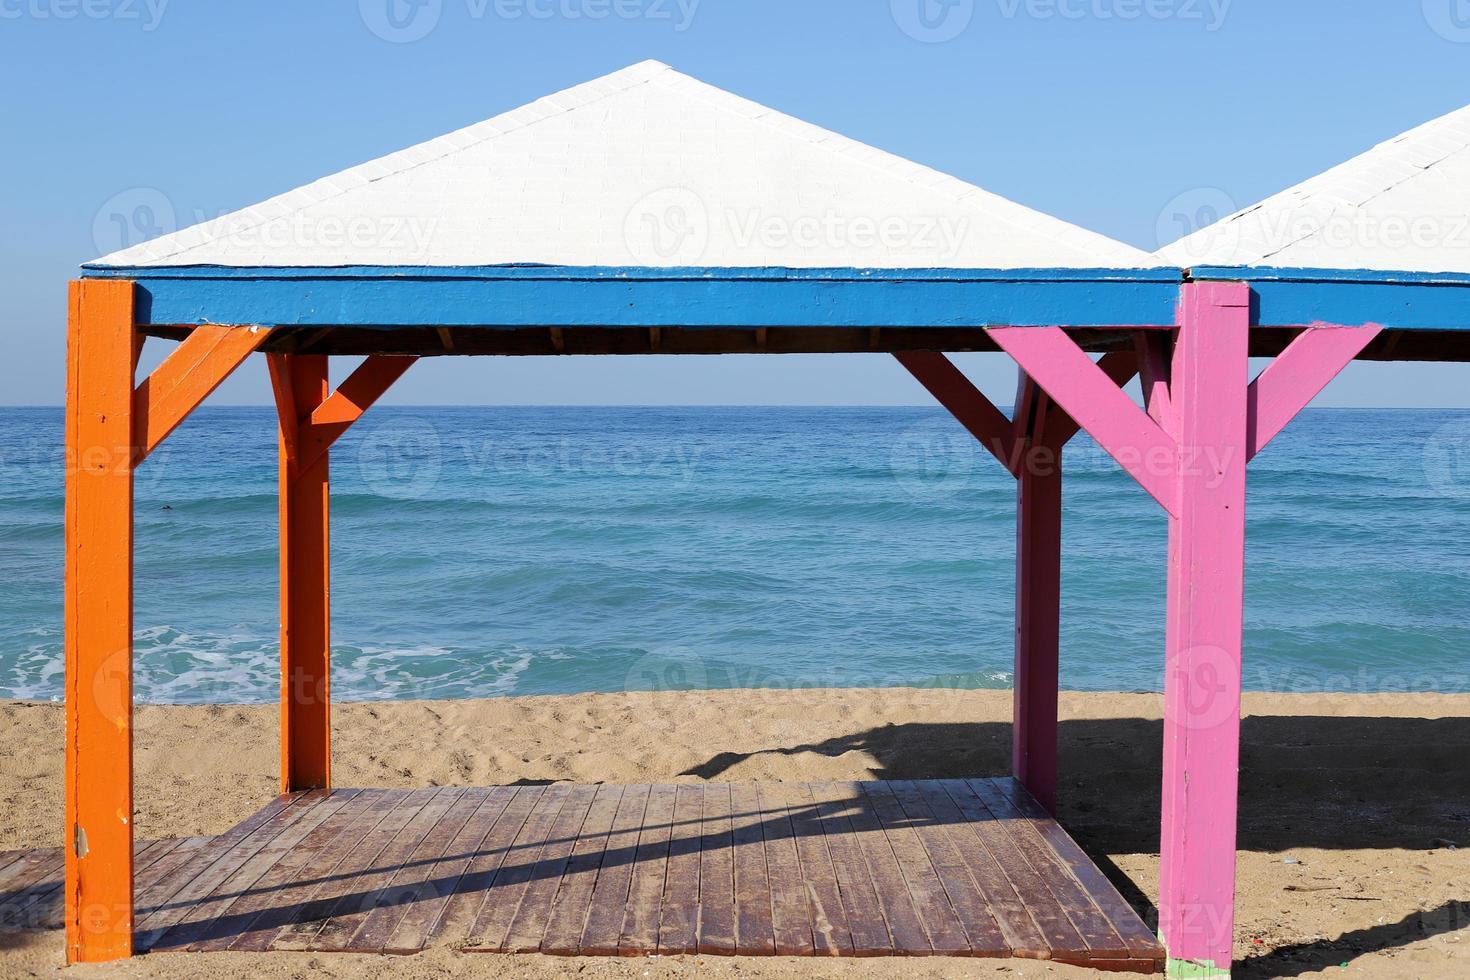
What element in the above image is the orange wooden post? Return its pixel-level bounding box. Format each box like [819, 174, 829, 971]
[64, 279, 137, 962]
[271, 354, 333, 792]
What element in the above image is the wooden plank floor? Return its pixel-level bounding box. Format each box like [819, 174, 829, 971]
[0, 779, 1162, 971]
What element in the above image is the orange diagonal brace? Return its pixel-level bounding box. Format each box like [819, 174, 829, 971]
[296, 355, 418, 470]
[133, 325, 272, 463]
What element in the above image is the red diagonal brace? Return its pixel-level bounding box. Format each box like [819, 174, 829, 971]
[894, 351, 1019, 474]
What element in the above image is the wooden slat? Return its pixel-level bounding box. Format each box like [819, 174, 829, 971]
[969, 778, 1129, 958]
[574, 784, 649, 956]
[497, 784, 598, 953]
[465, 783, 576, 951]
[210, 790, 393, 952]
[308, 789, 464, 950]
[939, 779, 1089, 957]
[993, 778, 1160, 959]
[803, 782, 892, 955]
[429, 785, 545, 945]
[697, 782, 737, 955]
[135, 838, 211, 916]
[127, 783, 1161, 965]
[153, 791, 360, 951]
[776, 781, 850, 956]
[350, 789, 486, 951]
[135, 793, 312, 950]
[913, 781, 1048, 957]
[264, 789, 424, 950]
[0, 850, 32, 886]
[883, 782, 1010, 956]
[0, 851, 63, 931]
[540, 784, 625, 954]
[384, 786, 518, 952]
[829, 781, 933, 954]
[755, 783, 816, 956]
[614, 784, 675, 955]
[861, 782, 970, 954]
[729, 782, 775, 955]
[656, 784, 703, 954]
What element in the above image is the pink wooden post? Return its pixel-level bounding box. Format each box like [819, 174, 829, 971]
[1157, 281, 1250, 978]
[1012, 377, 1062, 814]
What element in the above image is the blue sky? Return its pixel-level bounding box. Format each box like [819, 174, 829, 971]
[4, 1, 1470, 406]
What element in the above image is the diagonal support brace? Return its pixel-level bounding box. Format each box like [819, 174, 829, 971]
[990, 328, 1178, 515]
[278, 355, 419, 472]
[132, 325, 273, 463]
[893, 351, 1018, 474]
[1247, 323, 1383, 460]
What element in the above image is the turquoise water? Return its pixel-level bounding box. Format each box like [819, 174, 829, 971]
[3, 406, 1470, 703]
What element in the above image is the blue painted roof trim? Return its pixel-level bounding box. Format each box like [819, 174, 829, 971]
[76, 264, 1470, 331]
[1189, 267, 1470, 330]
[80, 264, 1184, 329]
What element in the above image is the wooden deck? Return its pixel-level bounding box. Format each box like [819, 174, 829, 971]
[1, 779, 1161, 970]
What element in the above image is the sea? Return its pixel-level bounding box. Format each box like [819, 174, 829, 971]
[4, 406, 1470, 704]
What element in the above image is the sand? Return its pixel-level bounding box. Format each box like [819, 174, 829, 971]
[3, 688, 1468, 978]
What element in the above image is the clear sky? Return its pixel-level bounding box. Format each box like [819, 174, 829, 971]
[4, 1, 1470, 406]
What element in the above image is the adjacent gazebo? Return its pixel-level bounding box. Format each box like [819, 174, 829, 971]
[61, 62, 1470, 977]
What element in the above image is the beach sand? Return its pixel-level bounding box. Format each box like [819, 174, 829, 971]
[3, 689, 1468, 978]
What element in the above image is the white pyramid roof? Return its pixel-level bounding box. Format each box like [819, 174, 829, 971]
[91, 61, 1150, 271]
[1159, 104, 1470, 274]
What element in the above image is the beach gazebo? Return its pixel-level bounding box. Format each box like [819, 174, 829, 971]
[62, 62, 1459, 977]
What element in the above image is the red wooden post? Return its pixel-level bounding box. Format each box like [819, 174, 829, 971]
[1158, 281, 1250, 978]
[64, 279, 137, 962]
[1013, 379, 1062, 814]
[272, 354, 332, 792]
